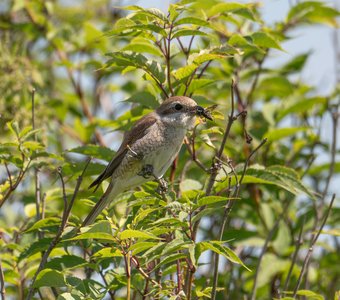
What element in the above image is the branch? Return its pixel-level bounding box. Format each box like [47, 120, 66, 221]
[26, 158, 91, 300]
[282, 216, 305, 294]
[250, 200, 290, 300]
[0, 259, 5, 300]
[292, 194, 336, 298]
[166, 23, 174, 96]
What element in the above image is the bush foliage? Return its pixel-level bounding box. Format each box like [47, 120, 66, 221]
[0, 1, 339, 299]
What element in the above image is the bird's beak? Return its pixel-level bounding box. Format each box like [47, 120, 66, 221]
[195, 106, 213, 121]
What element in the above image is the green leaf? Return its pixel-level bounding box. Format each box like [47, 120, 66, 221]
[172, 29, 207, 39]
[21, 141, 45, 151]
[320, 229, 340, 237]
[122, 38, 163, 56]
[106, 51, 165, 83]
[119, 6, 168, 22]
[265, 127, 308, 142]
[180, 179, 202, 192]
[208, 2, 246, 17]
[66, 233, 116, 242]
[45, 255, 87, 270]
[296, 290, 324, 300]
[280, 53, 310, 74]
[124, 92, 159, 108]
[120, 229, 160, 240]
[276, 97, 327, 121]
[174, 17, 209, 26]
[308, 162, 340, 176]
[198, 241, 251, 271]
[92, 247, 123, 258]
[197, 196, 233, 206]
[129, 241, 158, 255]
[19, 238, 53, 261]
[287, 2, 339, 26]
[231, 165, 315, 199]
[251, 32, 283, 50]
[33, 269, 65, 288]
[68, 145, 116, 161]
[25, 217, 61, 233]
[6, 121, 20, 138]
[58, 293, 82, 300]
[258, 76, 294, 99]
[172, 64, 197, 80]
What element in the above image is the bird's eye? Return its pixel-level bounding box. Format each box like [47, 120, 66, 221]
[174, 103, 183, 111]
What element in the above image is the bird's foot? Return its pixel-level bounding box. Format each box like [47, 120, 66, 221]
[138, 164, 154, 179]
[127, 145, 143, 160]
[156, 178, 168, 194]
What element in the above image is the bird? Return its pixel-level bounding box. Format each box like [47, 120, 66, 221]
[82, 96, 212, 226]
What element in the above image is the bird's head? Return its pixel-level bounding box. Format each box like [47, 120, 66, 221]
[157, 96, 212, 129]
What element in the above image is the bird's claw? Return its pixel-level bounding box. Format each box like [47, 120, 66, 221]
[156, 178, 168, 194]
[138, 164, 154, 179]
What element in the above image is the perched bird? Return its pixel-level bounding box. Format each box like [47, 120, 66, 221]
[82, 96, 212, 226]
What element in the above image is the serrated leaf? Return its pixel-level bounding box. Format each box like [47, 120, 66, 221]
[106, 51, 165, 83]
[120, 229, 160, 240]
[172, 64, 197, 80]
[33, 269, 65, 288]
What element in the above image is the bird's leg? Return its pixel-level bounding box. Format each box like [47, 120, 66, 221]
[137, 165, 168, 194]
[138, 164, 154, 179]
[155, 177, 168, 194]
[127, 145, 143, 160]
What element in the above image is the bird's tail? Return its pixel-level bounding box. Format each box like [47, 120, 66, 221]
[82, 182, 118, 227]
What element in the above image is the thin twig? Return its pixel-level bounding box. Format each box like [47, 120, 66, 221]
[211, 139, 267, 300]
[292, 194, 336, 298]
[3, 163, 12, 189]
[131, 257, 162, 288]
[26, 158, 91, 300]
[166, 23, 174, 96]
[282, 216, 305, 295]
[250, 200, 291, 300]
[0, 259, 5, 300]
[32, 88, 42, 230]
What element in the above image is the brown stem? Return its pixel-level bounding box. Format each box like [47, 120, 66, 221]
[0, 259, 5, 300]
[166, 24, 174, 96]
[292, 194, 336, 298]
[250, 200, 290, 300]
[26, 158, 91, 300]
[282, 217, 305, 295]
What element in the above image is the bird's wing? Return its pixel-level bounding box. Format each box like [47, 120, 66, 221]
[89, 113, 158, 191]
